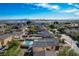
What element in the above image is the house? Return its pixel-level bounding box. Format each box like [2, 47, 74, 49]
[20, 37, 59, 56]
[0, 34, 13, 46]
[64, 28, 79, 37]
[13, 31, 24, 40]
[29, 29, 53, 38]
[32, 38, 59, 56]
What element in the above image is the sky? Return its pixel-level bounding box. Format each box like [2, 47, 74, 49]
[0, 3, 79, 20]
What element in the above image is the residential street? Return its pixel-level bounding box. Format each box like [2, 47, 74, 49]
[43, 26, 79, 54]
[61, 34, 79, 54]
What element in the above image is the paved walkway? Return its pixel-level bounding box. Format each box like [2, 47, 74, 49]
[45, 50, 57, 56]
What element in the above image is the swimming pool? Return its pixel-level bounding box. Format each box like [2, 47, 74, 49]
[22, 41, 33, 46]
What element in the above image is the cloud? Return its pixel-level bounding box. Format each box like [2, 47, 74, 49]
[68, 3, 73, 5]
[74, 12, 79, 15]
[74, 4, 79, 8]
[68, 3, 79, 8]
[34, 3, 60, 10]
[60, 8, 78, 13]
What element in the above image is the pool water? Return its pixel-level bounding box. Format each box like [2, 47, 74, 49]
[23, 41, 33, 46]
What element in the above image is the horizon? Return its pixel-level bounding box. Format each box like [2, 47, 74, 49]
[0, 3, 79, 20]
[0, 19, 79, 21]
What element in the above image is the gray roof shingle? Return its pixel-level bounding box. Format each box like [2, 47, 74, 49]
[33, 38, 59, 47]
[0, 34, 12, 40]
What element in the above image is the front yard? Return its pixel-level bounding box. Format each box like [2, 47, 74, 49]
[0, 40, 21, 56]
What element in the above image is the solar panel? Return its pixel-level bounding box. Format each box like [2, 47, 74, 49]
[33, 38, 59, 47]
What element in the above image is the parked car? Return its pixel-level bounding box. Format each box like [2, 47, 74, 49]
[0, 45, 3, 50]
[76, 42, 79, 48]
[0, 45, 8, 52]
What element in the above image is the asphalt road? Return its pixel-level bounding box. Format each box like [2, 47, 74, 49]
[42, 26, 79, 54]
[61, 34, 79, 54]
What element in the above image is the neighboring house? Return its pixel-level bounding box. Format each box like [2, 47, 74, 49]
[13, 31, 26, 40]
[22, 27, 29, 32]
[29, 30, 53, 38]
[32, 38, 59, 56]
[13, 32, 22, 39]
[65, 23, 79, 28]
[64, 28, 79, 37]
[69, 23, 79, 27]
[0, 34, 13, 46]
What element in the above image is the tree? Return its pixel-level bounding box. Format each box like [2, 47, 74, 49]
[49, 25, 55, 29]
[58, 47, 78, 56]
[0, 40, 20, 56]
[28, 25, 39, 34]
[54, 21, 59, 24]
[67, 49, 78, 56]
[26, 20, 32, 25]
[7, 40, 20, 49]
[58, 27, 65, 33]
[75, 32, 79, 41]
